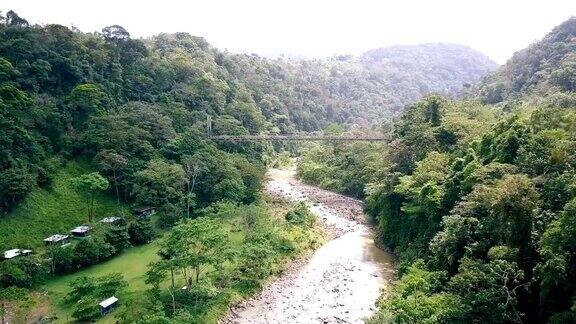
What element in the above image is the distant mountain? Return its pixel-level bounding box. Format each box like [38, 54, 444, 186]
[361, 43, 498, 105]
[477, 17, 576, 105]
[211, 43, 498, 131]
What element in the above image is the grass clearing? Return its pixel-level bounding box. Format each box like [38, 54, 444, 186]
[0, 160, 129, 251]
[43, 243, 160, 294]
[42, 242, 160, 323]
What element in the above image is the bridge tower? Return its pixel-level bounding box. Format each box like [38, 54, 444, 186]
[206, 115, 212, 138]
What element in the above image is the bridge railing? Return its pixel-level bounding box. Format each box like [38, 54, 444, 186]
[209, 134, 389, 142]
[207, 116, 389, 142]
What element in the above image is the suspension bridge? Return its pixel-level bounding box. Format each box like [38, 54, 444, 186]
[206, 116, 389, 142]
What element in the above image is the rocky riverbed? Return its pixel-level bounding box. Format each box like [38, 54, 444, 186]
[223, 166, 395, 323]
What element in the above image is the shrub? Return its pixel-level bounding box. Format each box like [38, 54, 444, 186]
[0, 256, 46, 288]
[127, 220, 155, 245]
[285, 202, 316, 227]
[104, 225, 131, 252]
[47, 245, 74, 275]
[72, 298, 100, 321]
[73, 238, 115, 267]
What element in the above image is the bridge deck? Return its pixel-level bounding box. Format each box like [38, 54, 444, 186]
[210, 135, 389, 141]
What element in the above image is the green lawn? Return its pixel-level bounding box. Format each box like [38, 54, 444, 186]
[44, 243, 160, 293]
[42, 242, 160, 323]
[0, 160, 129, 251]
[41, 227, 238, 323]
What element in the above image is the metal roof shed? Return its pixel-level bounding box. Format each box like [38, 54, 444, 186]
[3, 249, 21, 259]
[70, 225, 91, 237]
[99, 296, 118, 315]
[3, 248, 33, 260]
[134, 207, 156, 219]
[44, 234, 70, 245]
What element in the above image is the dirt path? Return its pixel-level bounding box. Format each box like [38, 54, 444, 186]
[223, 166, 395, 323]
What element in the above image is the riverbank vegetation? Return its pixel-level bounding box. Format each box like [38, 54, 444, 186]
[299, 17, 576, 323]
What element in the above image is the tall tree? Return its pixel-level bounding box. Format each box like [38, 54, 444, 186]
[67, 84, 108, 129]
[95, 150, 128, 204]
[132, 160, 186, 226]
[72, 172, 109, 222]
[182, 155, 205, 218]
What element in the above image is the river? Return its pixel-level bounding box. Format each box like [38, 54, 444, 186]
[224, 166, 395, 323]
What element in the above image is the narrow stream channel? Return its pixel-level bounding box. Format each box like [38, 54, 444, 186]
[225, 166, 395, 323]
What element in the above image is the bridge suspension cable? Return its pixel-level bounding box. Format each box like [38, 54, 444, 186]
[206, 116, 388, 142]
[209, 134, 389, 142]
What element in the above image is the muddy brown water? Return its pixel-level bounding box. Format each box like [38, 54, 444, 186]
[224, 167, 395, 323]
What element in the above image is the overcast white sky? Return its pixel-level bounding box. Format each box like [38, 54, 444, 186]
[2, 0, 575, 64]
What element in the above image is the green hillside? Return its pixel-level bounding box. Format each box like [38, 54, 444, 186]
[0, 160, 128, 251]
[477, 17, 576, 105]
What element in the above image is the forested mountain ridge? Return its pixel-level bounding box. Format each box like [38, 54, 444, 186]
[362, 43, 497, 105]
[0, 10, 497, 215]
[216, 43, 497, 129]
[478, 16, 576, 105]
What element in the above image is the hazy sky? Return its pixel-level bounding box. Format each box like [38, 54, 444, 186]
[2, 0, 575, 64]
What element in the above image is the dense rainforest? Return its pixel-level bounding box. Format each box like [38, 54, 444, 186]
[300, 17, 576, 323]
[0, 9, 496, 215]
[0, 9, 501, 323]
[3, 6, 575, 324]
[478, 17, 576, 106]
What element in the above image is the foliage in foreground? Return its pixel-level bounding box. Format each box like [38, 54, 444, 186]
[302, 93, 576, 323]
[57, 202, 323, 323]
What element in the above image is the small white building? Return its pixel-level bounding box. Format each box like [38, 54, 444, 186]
[70, 225, 91, 237]
[3, 248, 32, 260]
[99, 296, 118, 315]
[44, 234, 70, 246]
[100, 216, 123, 225]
